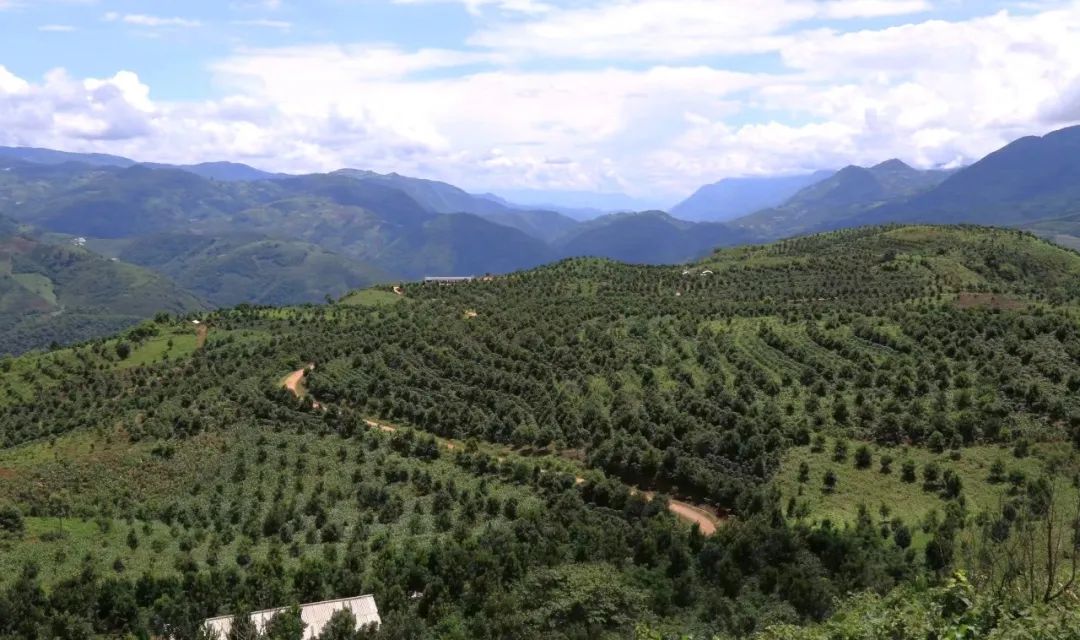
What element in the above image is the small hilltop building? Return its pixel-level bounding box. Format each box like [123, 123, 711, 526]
[203, 595, 380, 639]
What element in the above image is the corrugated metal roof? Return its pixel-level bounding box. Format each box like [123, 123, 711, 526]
[204, 595, 380, 639]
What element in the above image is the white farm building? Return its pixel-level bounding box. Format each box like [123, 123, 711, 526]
[203, 595, 380, 639]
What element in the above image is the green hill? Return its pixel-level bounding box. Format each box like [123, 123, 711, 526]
[1, 225, 1078, 638]
[0, 234, 205, 355]
[115, 233, 387, 307]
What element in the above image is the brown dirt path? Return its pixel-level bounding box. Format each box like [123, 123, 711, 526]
[280, 370, 723, 534]
[666, 500, 720, 535]
[195, 323, 209, 349]
[633, 489, 721, 535]
[364, 418, 397, 433]
[283, 364, 321, 409]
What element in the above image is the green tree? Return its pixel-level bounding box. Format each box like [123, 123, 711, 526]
[317, 610, 358, 640]
[265, 605, 306, 640]
[823, 470, 838, 493]
[227, 613, 261, 640]
[854, 445, 872, 469]
[0, 504, 24, 536]
[833, 439, 849, 463]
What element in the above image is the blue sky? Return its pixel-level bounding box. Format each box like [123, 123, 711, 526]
[1, 0, 1078, 202]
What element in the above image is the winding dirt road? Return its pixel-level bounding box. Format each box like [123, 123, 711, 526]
[665, 500, 719, 536]
[281, 366, 723, 534]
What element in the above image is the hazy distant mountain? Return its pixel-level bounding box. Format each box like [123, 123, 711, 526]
[140, 161, 281, 182]
[0, 232, 205, 355]
[555, 211, 760, 264]
[490, 188, 666, 219]
[671, 170, 834, 222]
[0, 145, 282, 182]
[731, 160, 952, 238]
[335, 169, 580, 242]
[0, 146, 136, 168]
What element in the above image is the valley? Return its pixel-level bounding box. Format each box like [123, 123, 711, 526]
[1, 224, 1079, 638]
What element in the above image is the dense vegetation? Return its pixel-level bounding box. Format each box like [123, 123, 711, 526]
[0, 225, 1079, 638]
[0, 235, 205, 356]
[110, 233, 385, 308]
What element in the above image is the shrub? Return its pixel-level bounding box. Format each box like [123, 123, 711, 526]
[879, 455, 894, 474]
[823, 470, 838, 493]
[833, 439, 849, 463]
[854, 445, 873, 469]
[901, 460, 917, 483]
[0, 504, 25, 536]
[987, 460, 1006, 483]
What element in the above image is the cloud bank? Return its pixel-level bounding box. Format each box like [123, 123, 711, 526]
[1, 1, 1079, 199]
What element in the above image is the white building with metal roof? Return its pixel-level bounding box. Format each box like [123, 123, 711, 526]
[203, 594, 380, 639]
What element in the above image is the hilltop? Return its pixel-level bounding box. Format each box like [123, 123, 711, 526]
[1, 225, 1078, 638]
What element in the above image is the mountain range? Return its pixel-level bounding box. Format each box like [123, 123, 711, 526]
[729, 159, 954, 237]
[3, 123, 1080, 354]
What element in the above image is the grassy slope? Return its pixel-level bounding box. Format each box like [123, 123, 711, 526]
[775, 440, 1071, 534]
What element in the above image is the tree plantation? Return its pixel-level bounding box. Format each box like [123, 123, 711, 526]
[1, 225, 1080, 638]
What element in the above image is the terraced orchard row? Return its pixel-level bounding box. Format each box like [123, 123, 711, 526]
[0, 225, 1078, 639]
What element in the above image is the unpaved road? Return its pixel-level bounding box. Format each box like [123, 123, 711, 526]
[282, 367, 723, 534]
[666, 500, 719, 535]
[283, 365, 321, 409]
[364, 418, 396, 433]
[195, 323, 209, 349]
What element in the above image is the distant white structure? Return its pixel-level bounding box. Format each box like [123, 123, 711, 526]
[203, 595, 380, 639]
[424, 276, 475, 284]
[700, 270, 714, 276]
[71, 237, 87, 247]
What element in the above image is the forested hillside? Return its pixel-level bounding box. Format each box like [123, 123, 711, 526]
[0, 234, 205, 355]
[111, 233, 386, 307]
[1, 225, 1078, 638]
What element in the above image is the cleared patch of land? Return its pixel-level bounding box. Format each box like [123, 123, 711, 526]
[776, 438, 1077, 539]
[339, 288, 403, 307]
